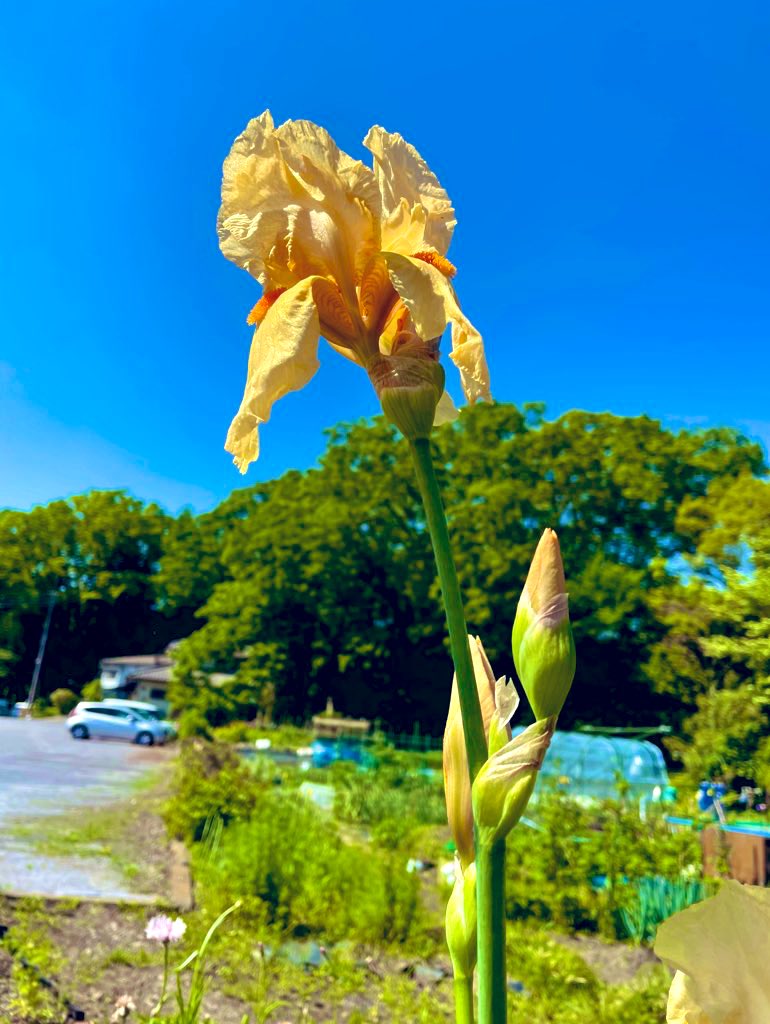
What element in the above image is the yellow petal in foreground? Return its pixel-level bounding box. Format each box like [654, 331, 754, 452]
[654, 880, 770, 1024]
[382, 253, 490, 403]
[225, 279, 321, 473]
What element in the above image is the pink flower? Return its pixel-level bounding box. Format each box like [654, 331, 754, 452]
[145, 914, 187, 944]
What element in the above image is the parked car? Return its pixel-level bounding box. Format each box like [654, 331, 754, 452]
[67, 702, 171, 745]
[102, 699, 177, 737]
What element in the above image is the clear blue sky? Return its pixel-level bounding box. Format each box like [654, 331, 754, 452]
[2, 0, 768, 513]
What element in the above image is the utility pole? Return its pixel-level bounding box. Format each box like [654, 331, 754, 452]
[24, 592, 56, 717]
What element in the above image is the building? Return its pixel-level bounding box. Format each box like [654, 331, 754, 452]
[99, 652, 173, 714]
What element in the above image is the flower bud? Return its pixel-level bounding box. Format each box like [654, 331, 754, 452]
[511, 529, 575, 720]
[445, 860, 477, 980]
[368, 354, 445, 440]
[443, 636, 497, 868]
[472, 717, 556, 847]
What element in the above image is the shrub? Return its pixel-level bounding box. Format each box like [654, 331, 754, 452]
[164, 739, 263, 843]
[505, 791, 703, 940]
[212, 720, 313, 749]
[177, 709, 214, 740]
[332, 756, 445, 828]
[49, 688, 78, 715]
[194, 788, 422, 945]
[81, 679, 102, 702]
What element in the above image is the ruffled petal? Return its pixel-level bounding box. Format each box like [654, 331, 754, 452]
[218, 112, 295, 282]
[364, 126, 455, 254]
[381, 253, 490, 403]
[655, 880, 770, 1024]
[218, 113, 380, 299]
[225, 278, 321, 472]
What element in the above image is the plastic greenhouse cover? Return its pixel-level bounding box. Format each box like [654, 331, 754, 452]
[510, 726, 669, 801]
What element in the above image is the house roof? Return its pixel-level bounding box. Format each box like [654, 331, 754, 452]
[100, 655, 172, 669]
[127, 665, 173, 684]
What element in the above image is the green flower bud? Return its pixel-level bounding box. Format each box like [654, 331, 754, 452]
[445, 860, 477, 980]
[368, 355, 445, 441]
[472, 717, 556, 847]
[512, 529, 576, 719]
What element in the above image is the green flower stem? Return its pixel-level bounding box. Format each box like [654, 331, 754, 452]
[408, 437, 487, 780]
[454, 976, 475, 1024]
[476, 840, 507, 1024]
[151, 942, 171, 1017]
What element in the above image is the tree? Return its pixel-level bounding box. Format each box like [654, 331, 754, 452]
[647, 475, 770, 782]
[171, 404, 764, 733]
[0, 491, 174, 700]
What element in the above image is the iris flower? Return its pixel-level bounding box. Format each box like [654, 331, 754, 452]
[217, 112, 489, 470]
[655, 880, 770, 1023]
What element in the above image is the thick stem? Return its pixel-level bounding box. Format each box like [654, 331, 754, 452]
[476, 840, 507, 1024]
[408, 437, 487, 780]
[454, 976, 475, 1024]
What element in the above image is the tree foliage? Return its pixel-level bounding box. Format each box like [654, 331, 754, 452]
[647, 474, 770, 782]
[1, 404, 765, 742]
[169, 404, 763, 733]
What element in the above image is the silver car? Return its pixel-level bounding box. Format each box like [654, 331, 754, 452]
[67, 702, 169, 745]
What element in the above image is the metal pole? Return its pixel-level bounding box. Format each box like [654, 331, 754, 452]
[24, 592, 55, 717]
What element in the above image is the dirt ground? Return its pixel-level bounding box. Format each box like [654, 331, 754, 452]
[552, 931, 659, 985]
[0, 898, 459, 1024]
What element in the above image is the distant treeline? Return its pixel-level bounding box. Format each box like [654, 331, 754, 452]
[2, 403, 767, 750]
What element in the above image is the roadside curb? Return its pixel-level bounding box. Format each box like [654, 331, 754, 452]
[169, 839, 194, 911]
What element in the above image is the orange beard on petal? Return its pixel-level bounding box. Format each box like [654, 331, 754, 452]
[411, 250, 457, 278]
[247, 288, 288, 325]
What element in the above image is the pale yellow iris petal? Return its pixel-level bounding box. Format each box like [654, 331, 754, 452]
[434, 389, 459, 425]
[381, 253, 491, 403]
[225, 279, 321, 473]
[218, 111, 296, 283]
[654, 880, 770, 1024]
[219, 113, 380, 302]
[378, 199, 432, 257]
[274, 119, 380, 301]
[364, 126, 456, 254]
[666, 972, 713, 1024]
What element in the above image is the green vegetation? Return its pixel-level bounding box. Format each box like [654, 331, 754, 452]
[152, 739, 692, 1021]
[49, 687, 78, 714]
[1, 404, 766, 762]
[504, 790, 703, 939]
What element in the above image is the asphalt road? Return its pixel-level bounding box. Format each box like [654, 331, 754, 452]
[0, 717, 170, 900]
[0, 716, 169, 823]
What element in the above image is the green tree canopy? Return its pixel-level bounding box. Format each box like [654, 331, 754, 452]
[2, 405, 764, 737]
[169, 404, 764, 733]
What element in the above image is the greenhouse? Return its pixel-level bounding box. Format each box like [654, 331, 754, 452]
[510, 726, 670, 802]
